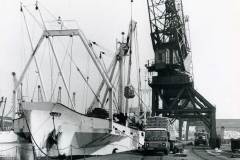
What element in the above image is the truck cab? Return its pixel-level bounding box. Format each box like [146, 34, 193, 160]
[144, 128, 170, 155]
[194, 132, 208, 146]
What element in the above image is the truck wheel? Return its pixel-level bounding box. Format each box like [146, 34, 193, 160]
[173, 148, 178, 154]
[164, 149, 168, 155]
[179, 148, 183, 153]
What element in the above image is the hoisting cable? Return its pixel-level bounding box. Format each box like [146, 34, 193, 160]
[49, 37, 72, 101]
[79, 29, 110, 81]
[133, 87, 151, 113]
[20, 10, 30, 99]
[48, 38, 75, 109]
[91, 41, 114, 57]
[48, 38, 74, 109]
[68, 36, 73, 106]
[38, 2, 57, 20]
[68, 53, 102, 106]
[85, 49, 90, 109]
[36, 3, 75, 109]
[38, 1, 67, 30]
[130, 0, 133, 23]
[134, 26, 143, 114]
[35, 1, 48, 30]
[21, 5, 44, 30]
[48, 38, 54, 100]
[125, 0, 134, 116]
[21, 3, 47, 101]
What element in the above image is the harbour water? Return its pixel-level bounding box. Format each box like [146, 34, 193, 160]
[0, 143, 34, 160]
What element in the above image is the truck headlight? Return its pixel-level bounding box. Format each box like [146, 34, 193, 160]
[162, 143, 166, 146]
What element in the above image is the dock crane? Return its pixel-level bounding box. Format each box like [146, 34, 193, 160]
[146, 0, 217, 148]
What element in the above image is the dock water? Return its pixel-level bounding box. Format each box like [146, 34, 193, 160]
[0, 143, 34, 160]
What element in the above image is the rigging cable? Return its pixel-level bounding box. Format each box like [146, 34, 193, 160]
[48, 38, 75, 109]
[38, 2, 57, 20]
[68, 36, 73, 106]
[125, 0, 134, 115]
[30, 40, 48, 102]
[21, 3, 47, 101]
[91, 41, 114, 57]
[36, 4, 74, 109]
[49, 37, 72, 102]
[134, 26, 143, 113]
[22, 5, 44, 30]
[37, 1, 68, 30]
[85, 50, 90, 110]
[20, 8, 30, 100]
[81, 32, 109, 80]
[49, 37, 54, 100]
[133, 87, 151, 113]
[68, 53, 103, 106]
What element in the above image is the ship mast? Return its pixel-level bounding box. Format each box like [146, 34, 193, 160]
[118, 21, 137, 116]
[118, 32, 126, 114]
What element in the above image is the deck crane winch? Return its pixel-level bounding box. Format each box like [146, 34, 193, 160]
[146, 0, 217, 147]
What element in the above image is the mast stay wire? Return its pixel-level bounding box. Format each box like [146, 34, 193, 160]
[38, 1, 58, 20]
[79, 29, 110, 84]
[21, 3, 47, 101]
[22, 5, 44, 30]
[20, 11, 30, 99]
[85, 47, 90, 110]
[68, 36, 73, 106]
[36, 3, 74, 109]
[48, 35, 72, 101]
[30, 40, 48, 102]
[67, 53, 103, 106]
[134, 26, 143, 113]
[21, 2, 118, 112]
[21, 1, 70, 103]
[48, 37, 54, 100]
[49, 37, 72, 102]
[91, 41, 115, 57]
[49, 35, 107, 110]
[125, 0, 135, 115]
[47, 36, 75, 109]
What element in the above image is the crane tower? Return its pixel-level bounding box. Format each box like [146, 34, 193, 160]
[146, 0, 217, 147]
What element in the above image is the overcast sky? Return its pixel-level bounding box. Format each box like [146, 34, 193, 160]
[0, 0, 239, 119]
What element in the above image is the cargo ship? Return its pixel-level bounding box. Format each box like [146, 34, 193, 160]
[12, 4, 145, 159]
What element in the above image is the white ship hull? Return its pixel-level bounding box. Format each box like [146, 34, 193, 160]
[0, 131, 17, 144]
[13, 102, 144, 158]
[0, 131, 18, 158]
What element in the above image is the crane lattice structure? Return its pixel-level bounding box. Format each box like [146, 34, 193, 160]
[146, 0, 217, 147]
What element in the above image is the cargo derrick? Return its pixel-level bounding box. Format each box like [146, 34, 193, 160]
[146, 0, 217, 148]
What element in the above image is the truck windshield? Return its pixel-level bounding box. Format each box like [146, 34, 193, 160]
[145, 130, 168, 141]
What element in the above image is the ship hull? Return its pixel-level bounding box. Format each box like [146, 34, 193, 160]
[13, 102, 144, 157]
